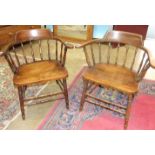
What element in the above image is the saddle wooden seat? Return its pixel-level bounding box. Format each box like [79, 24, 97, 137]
[14, 60, 68, 86]
[83, 64, 138, 94]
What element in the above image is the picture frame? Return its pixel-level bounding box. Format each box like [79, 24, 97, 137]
[53, 25, 93, 43]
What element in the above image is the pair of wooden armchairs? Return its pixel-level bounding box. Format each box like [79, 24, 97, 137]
[1, 29, 151, 129]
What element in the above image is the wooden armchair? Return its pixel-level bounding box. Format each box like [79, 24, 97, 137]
[0, 29, 73, 119]
[78, 30, 151, 129]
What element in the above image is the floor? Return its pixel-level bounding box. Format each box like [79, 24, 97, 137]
[4, 40, 155, 130]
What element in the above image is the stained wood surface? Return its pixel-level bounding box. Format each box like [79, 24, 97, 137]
[0, 29, 71, 119]
[104, 30, 143, 47]
[0, 25, 41, 46]
[13, 60, 68, 86]
[83, 64, 138, 94]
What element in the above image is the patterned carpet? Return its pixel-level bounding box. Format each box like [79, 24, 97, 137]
[0, 58, 44, 130]
[38, 67, 155, 130]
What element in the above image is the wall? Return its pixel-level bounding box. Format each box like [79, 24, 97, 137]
[93, 25, 112, 38]
[146, 25, 155, 39]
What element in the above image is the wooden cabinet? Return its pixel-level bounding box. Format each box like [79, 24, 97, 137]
[113, 25, 148, 40]
[0, 25, 41, 46]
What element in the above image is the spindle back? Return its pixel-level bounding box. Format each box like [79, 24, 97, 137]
[79, 31, 150, 82]
[3, 29, 71, 74]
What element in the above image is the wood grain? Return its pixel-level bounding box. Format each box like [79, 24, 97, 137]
[83, 64, 138, 94]
[13, 60, 68, 86]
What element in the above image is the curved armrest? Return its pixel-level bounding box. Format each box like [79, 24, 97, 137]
[0, 42, 14, 57]
[52, 36, 74, 49]
[75, 38, 106, 48]
[142, 46, 155, 69]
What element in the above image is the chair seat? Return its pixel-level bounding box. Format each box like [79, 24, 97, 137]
[13, 60, 68, 86]
[83, 63, 138, 94]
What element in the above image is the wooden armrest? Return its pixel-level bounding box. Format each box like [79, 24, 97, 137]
[142, 46, 155, 69]
[52, 36, 74, 49]
[0, 43, 13, 56]
[75, 38, 106, 48]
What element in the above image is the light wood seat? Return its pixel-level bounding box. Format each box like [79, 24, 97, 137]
[14, 60, 68, 86]
[83, 64, 138, 94]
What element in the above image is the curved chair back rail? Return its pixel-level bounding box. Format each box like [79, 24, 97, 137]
[0, 28, 72, 120]
[3, 29, 73, 74]
[76, 31, 143, 48]
[104, 30, 144, 47]
[15, 29, 52, 42]
[77, 31, 151, 82]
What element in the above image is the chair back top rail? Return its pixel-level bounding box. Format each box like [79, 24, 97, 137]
[77, 31, 143, 48]
[104, 30, 143, 47]
[0, 29, 73, 57]
[15, 29, 52, 43]
[76, 31, 151, 82]
[0, 29, 74, 74]
[76, 31, 152, 68]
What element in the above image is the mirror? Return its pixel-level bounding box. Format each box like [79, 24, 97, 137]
[53, 25, 93, 43]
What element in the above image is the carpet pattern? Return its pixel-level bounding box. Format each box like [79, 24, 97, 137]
[0, 58, 44, 130]
[38, 68, 155, 130]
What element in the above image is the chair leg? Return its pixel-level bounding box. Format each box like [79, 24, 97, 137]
[17, 87, 25, 120]
[124, 94, 133, 130]
[63, 79, 69, 109]
[80, 79, 89, 111]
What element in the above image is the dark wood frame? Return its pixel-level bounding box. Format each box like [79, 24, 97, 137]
[53, 25, 93, 43]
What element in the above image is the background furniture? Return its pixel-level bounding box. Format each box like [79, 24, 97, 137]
[78, 30, 151, 129]
[1, 29, 72, 119]
[113, 25, 148, 40]
[53, 25, 93, 43]
[0, 25, 41, 47]
[45, 25, 154, 39]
